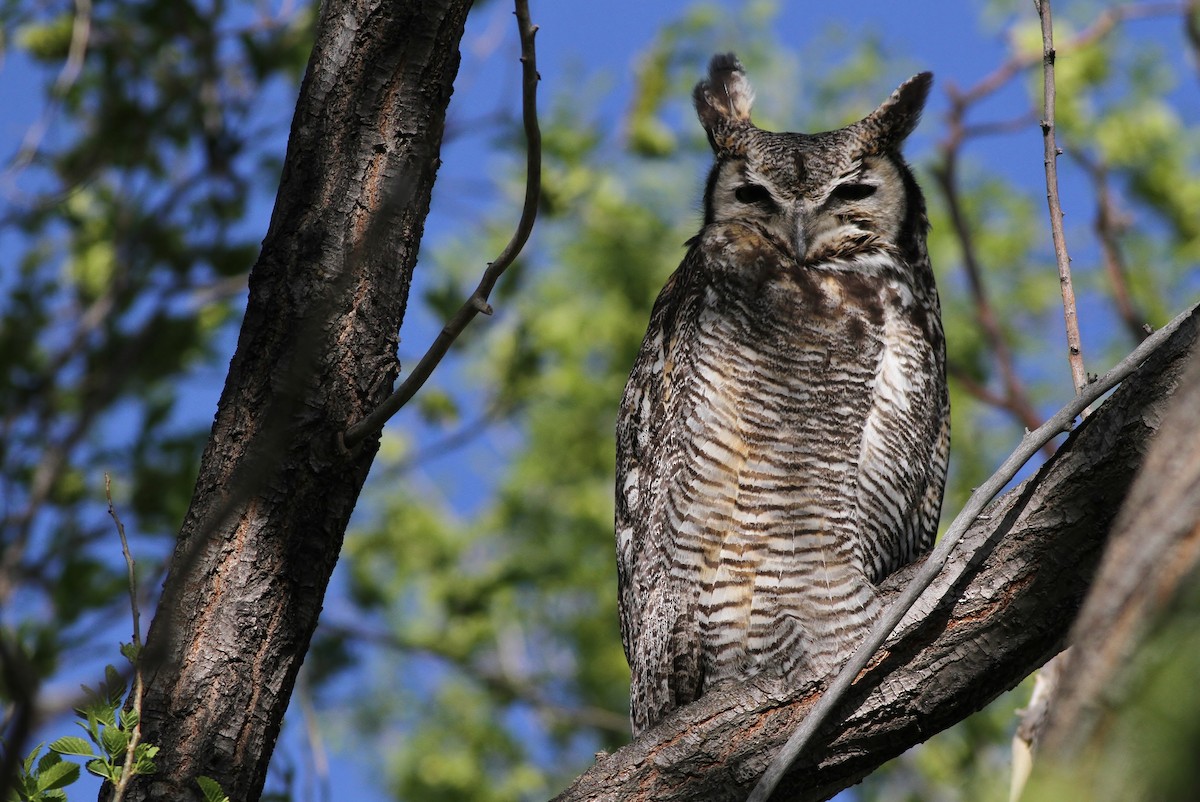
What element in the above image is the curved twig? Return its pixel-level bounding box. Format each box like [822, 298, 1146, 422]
[5, 0, 93, 175]
[343, 0, 541, 448]
[932, 142, 1046, 440]
[748, 299, 1199, 802]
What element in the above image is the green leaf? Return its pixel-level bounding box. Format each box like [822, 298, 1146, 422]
[99, 724, 129, 760]
[103, 665, 127, 708]
[196, 775, 232, 802]
[133, 743, 159, 774]
[48, 736, 94, 758]
[34, 759, 79, 792]
[34, 748, 61, 777]
[84, 758, 117, 782]
[120, 641, 143, 664]
[22, 743, 44, 776]
[74, 712, 102, 747]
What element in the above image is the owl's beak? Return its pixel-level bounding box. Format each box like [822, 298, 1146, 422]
[791, 203, 811, 262]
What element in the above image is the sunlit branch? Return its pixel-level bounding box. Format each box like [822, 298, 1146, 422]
[343, 0, 542, 449]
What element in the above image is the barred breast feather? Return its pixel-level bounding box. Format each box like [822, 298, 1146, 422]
[616, 223, 947, 735]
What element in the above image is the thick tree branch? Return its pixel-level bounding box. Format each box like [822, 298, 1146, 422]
[554, 308, 1198, 802]
[750, 298, 1198, 801]
[117, 2, 475, 800]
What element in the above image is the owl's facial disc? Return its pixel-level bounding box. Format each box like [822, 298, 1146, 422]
[706, 151, 909, 267]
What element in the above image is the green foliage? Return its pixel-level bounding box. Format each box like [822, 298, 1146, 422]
[0, 0, 314, 762]
[196, 776, 232, 802]
[1023, 578, 1200, 802]
[4, 664, 154, 800]
[67, 665, 157, 783]
[5, 744, 79, 802]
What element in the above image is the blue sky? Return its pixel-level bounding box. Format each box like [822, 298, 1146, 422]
[3, 0, 1196, 799]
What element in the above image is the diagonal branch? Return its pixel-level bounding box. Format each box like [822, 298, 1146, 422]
[555, 305, 1198, 802]
[747, 301, 1198, 801]
[1069, 148, 1149, 344]
[344, 0, 542, 448]
[932, 140, 1046, 440]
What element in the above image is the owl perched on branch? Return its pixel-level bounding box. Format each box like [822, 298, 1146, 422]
[615, 54, 949, 735]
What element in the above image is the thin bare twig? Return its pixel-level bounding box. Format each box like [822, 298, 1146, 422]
[106, 475, 142, 650]
[1035, 0, 1088, 395]
[748, 300, 1198, 802]
[929, 1, 1184, 432]
[105, 474, 147, 802]
[343, 0, 542, 448]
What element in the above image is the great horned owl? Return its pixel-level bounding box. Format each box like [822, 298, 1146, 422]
[615, 54, 949, 735]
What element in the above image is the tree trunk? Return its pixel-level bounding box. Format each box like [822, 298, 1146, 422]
[553, 309, 1198, 802]
[113, 1, 474, 799]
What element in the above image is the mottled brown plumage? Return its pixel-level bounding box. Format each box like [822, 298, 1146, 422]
[616, 54, 949, 735]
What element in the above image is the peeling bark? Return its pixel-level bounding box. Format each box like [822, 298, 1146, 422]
[554, 310, 1198, 802]
[111, 2, 475, 800]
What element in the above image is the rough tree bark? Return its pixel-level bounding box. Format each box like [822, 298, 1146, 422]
[110, 1, 474, 800]
[554, 310, 1198, 802]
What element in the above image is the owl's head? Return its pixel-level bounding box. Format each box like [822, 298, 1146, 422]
[694, 53, 932, 269]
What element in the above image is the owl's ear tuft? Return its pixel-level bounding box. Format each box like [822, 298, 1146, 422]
[694, 53, 756, 152]
[855, 72, 933, 154]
